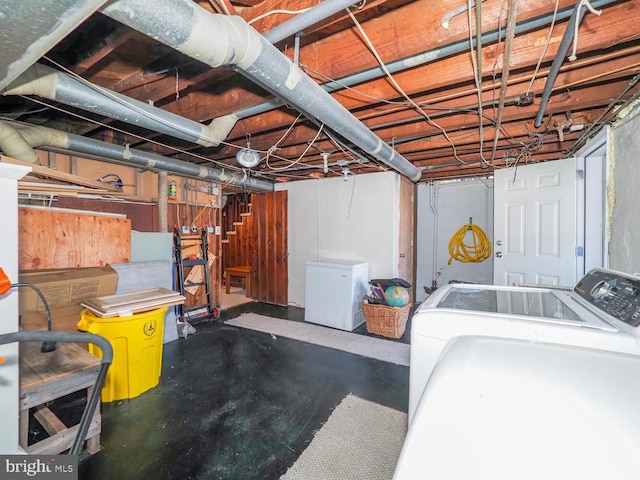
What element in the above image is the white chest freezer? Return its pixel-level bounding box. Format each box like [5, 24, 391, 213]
[304, 259, 369, 331]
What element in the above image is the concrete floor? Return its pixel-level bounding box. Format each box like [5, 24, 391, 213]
[76, 302, 411, 479]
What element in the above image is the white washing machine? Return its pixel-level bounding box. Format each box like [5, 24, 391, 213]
[394, 336, 640, 480]
[408, 268, 640, 424]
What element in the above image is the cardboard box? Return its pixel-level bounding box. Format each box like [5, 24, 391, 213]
[18, 266, 118, 332]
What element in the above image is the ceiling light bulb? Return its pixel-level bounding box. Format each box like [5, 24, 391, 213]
[236, 148, 261, 168]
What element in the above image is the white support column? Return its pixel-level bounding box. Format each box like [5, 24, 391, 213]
[0, 161, 31, 454]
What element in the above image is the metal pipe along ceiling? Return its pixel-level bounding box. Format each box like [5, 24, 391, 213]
[0, 121, 274, 191]
[262, 0, 361, 44]
[234, 0, 619, 121]
[100, 0, 423, 182]
[3, 63, 237, 148]
[1, 0, 366, 152]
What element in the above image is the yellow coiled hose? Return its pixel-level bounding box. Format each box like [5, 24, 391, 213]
[448, 223, 492, 264]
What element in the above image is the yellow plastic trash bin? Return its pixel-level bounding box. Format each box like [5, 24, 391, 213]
[77, 307, 167, 402]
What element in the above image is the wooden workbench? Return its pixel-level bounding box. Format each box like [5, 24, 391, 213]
[19, 342, 102, 454]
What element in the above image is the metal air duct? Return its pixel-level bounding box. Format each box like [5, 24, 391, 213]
[100, 0, 422, 182]
[0, 121, 274, 191]
[3, 63, 237, 148]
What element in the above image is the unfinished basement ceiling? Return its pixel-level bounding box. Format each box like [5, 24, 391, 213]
[1, 0, 639, 186]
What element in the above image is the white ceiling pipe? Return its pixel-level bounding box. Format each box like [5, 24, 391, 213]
[101, 0, 422, 182]
[0, 121, 274, 191]
[262, 0, 362, 44]
[0, 121, 40, 163]
[3, 63, 237, 148]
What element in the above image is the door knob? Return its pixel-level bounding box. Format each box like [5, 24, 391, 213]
[495, 252, 503, 258]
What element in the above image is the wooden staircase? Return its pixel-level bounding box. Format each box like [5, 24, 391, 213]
[221, 208, 251, 245]
[221, 202, 253, 273]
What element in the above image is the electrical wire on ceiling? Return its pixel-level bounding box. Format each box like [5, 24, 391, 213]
[248, 8, 311, 25]
[265, 122, 325, 170]
[302, 60, 506, 118]
[525, 0, 560, 96]
[208, 0, 232, 16]
[568, 0, 602, 61]
[467, 0, 488, 167]
[345, 7, 467, 165]
[488, 0, 519, 165]
[568, 73, 640, 155]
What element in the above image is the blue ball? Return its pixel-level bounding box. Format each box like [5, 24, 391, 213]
[385, 285, 410, 307]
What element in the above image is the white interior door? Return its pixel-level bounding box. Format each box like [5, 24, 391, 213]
[493, 158, 577, 287]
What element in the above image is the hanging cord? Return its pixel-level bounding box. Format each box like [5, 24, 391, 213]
[489, 0, 519, 165]
[10, 282, 56, 352]
[468, 0, 488, 167]
[569, 0, 602, 61]
[346, 7, 467, 165]
[447, 219, 492, 264]
[525, 0, 560, 96]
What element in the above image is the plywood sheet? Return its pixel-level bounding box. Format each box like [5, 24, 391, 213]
[81, 287, 185, 318]
[19, 207, 131, 269]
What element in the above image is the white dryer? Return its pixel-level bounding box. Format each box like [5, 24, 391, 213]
[408, 268, 640, 424]
[395, 336, 640, 480]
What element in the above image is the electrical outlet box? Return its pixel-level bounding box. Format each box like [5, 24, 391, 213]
[214, 226, 221, 235]
[181, 225, 190, 234]
[206, 226, 214, 234]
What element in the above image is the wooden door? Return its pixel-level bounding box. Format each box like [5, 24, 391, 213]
[398, 177, 415, 292]
[250, 191, 288, 305]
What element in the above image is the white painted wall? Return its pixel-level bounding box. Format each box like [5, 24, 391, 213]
[416, 179, 494, 302]
[609, 106, 640, 273]
[276, 171, 400, 307]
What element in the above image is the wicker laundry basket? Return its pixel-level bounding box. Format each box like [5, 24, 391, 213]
[361, 303, 411, 339]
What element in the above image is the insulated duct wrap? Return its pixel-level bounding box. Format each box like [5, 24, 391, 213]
[3, 64, 234, 148]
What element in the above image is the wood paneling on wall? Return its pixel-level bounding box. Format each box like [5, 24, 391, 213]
[251, 191, 288, 306]
[222, 191, 288, 306]
[19, 207, 131, 270]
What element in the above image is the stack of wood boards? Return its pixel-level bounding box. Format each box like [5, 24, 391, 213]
[81, 288, 185, 318]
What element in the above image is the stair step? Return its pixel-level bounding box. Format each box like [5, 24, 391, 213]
[221, 239, 229, 244]
[226, 231, 236, 235]
[240, 212, 251, 217]
[233, 221, 243, 226]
